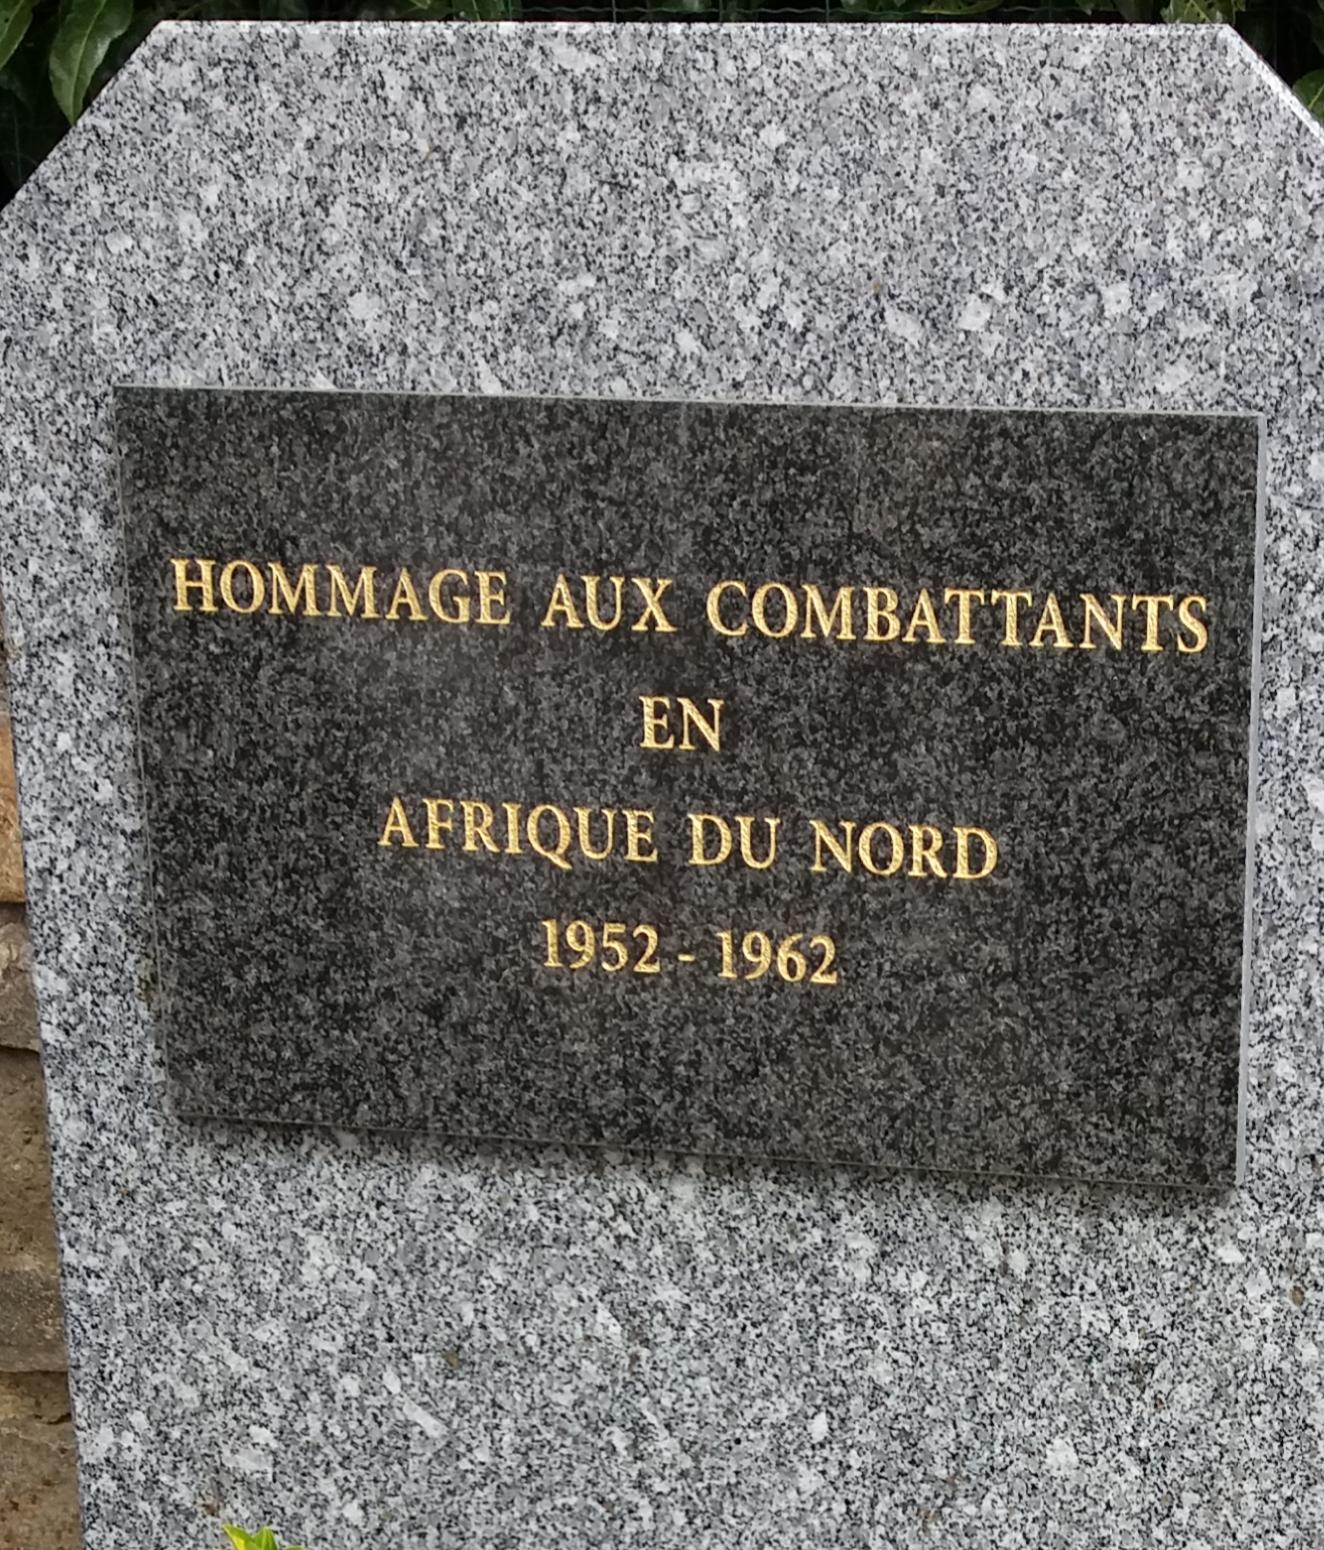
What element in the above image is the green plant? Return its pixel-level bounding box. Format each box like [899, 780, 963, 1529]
[3, 0, 1324, 210]
[222, 1527, 306, 1550]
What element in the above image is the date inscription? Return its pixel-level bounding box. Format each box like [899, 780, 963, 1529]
[539, 920, 840, 985]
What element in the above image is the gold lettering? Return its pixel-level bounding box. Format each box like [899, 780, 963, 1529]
[171, 558, 218, 614]
[624, 809, 658, 864]
[460, 800, 499, 854]
[1029, 593, 1074, 650]
[688, 813, 732, 867]
[386, 569, 425, 622]
[501, 801, 523, 855]
[639, 696, 674, 751]
[678, 698, 723, 752]
[268, 563, 321, 618]
[809, 818, 854, 875]
[1176, 594, 1209, 654]
[863, 587, 900, 643]
[751, 582, 797, 640]
[574, 807, 617, 862]
[1131, 592, 1175, 653]
[476, 571, 511, 627]
[540, 574, 583, 630]
[527, 804, 573, 871]
[908, 824, 947, 879]
[954, 826, 999, 881]
[378, 797, 418, 849]
[219, 559, 265, 615]
[327, 564, 379, 619]
[902, 588, 946, 645]
[706, 581, 748, 638]
[858, 821, 903, 877]
[427, 569, 471, 624]
[734, 815, 779, 871]
[583, 575, 625, 632]
[801, 585, 856, 642]
[944, 587, 986, 646]
[1079, 592, 1125, 651]
[631, 577, 678, 633]
[423, 798, 453, 850]
[989, 589, 1032, 647]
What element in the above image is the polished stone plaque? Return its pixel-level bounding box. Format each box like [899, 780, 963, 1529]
[114, 389, 1261, 1185]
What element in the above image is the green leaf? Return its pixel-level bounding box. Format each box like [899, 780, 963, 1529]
[0, 0, 33, 74]
[0, 58, 35, 109]
[904, 0, 1002, 14]
[1235, 6, 1276, 63]
[1160, 0, 1239, 17]
[0, 50, 65, 195]
[1295, 69, 1324, 119]
[48, 0, 134, 122]
[219, 1527, 303, 1550]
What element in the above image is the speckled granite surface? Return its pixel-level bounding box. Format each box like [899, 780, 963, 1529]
[0, 21, 1321, 1548]
[115, 389, 1261, 1186]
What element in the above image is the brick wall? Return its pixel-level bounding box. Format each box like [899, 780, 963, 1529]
[0, 671, 81, 1547]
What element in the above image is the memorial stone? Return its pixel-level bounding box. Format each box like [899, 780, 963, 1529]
[0, 22, 1321, 1549]
[114, 387, 1261, 1186]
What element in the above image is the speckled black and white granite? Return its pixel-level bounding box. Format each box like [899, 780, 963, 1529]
[114, 388, 1261, 1185]
[0, 21, 1321, 1549]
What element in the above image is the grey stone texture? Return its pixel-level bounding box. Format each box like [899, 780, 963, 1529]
[0, 19, 1322, 1549]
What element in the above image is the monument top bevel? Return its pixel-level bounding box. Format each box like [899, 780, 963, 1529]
[0, 26, 1321, 441]
[0, 24, 1319, 481]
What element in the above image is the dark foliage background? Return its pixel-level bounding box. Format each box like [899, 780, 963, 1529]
[1, 0, 1322, 208]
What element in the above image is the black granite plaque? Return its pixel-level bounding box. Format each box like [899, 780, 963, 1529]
[114, 389, 1262, 1186]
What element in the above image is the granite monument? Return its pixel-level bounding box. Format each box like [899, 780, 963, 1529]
[0, 21, 1319, 1550]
